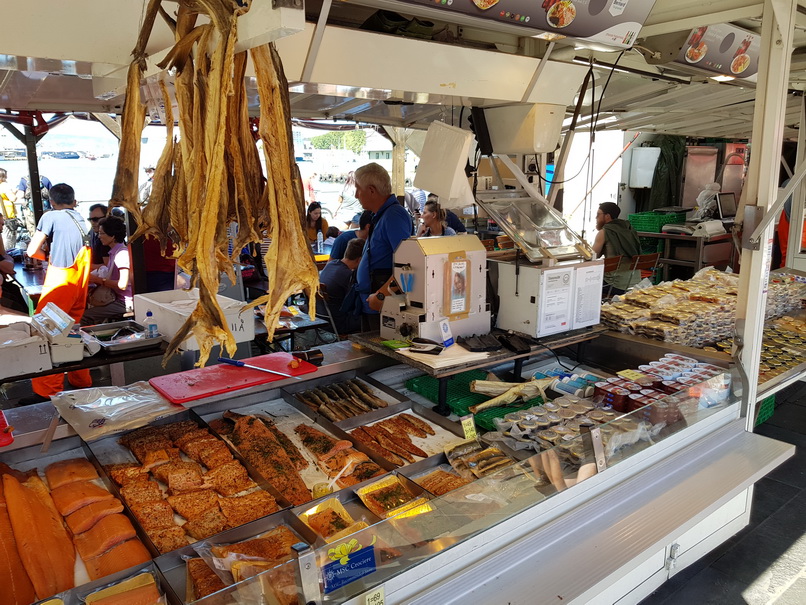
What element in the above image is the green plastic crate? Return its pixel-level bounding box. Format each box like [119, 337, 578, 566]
[406, 371, 488, 416]
[628, 211, 687, 233]
[639, 236, 664, 255]
[473, 396, 544, 432]
[755, 395, 775, 426]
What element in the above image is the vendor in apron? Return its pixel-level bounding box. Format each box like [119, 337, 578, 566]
[21, 183, 92, 404]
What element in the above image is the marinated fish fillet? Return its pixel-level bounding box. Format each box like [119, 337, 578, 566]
[0, 476, 36, 605]
[66, 498, 125, 534]
[293, 424, 352, 461]
[362, 425, 415, 464]
[91, 581, 162, 605]
[105, 464, 149, 487]
[129, 499, 176, 532]
[202, 460, 256, 497]
[187, 558, 226, 600]
[198, 440, 234, 469]
[350, 427, 405, 467]
[167, 489, 219, 520]
[120, 480, 164, 506]
[399, 412, 435, 436]
[51, 480, 115, 516]
[84, 539, 151, 582]
[3, 474, 75, 599]
[182, 504, 228, 540]
[149, 526, 189, 554]
[229, 415, 311, 505]
[210, 524, 297, 562]
[74, 513, 137, 560]
[218, 490, 279, 527]
[45, 458, 99, 490]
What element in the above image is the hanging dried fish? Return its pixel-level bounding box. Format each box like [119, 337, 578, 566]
[242, 43, 319, 340]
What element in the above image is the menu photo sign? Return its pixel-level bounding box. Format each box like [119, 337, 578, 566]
[675, 23, 760, 80]
[395, 0, 658, 49]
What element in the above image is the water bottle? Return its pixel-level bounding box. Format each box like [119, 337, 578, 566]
[316, 230, 324, 254]
[145, 310, 159, 339]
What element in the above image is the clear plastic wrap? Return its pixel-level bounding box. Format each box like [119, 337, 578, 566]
[51, 382, 181, 441]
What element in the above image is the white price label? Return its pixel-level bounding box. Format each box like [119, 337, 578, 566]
[365, 585, 385, 605]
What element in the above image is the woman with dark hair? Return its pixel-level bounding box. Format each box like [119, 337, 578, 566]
[416, 200, 456, 237]
[305, 201, 329, 244]
[81, 216, 133, 325]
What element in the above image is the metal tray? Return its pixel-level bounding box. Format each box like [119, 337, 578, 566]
[81, 320, 163, 353]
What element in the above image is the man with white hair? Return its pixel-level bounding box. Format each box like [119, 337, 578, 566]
[343, 162, 411, 329]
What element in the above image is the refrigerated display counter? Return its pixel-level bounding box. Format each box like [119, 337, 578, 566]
[0, 338, 793, 605]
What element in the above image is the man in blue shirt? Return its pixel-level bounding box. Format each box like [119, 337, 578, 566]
[347, 163, 411, 325]
[330, 210, 372, 261]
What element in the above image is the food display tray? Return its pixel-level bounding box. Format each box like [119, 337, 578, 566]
[84, 409, 292, 555]
[154, 509, 315, 603]
[80, 320, 164, 353]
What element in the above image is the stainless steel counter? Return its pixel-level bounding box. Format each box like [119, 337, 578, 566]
[0, 340, 393, 453]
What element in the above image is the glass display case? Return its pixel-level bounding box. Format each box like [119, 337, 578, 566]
[1, 352, 773, 605]
[475, 190, 594, 262]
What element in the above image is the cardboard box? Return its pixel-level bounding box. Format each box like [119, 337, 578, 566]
[0, 322, 52, 379]
[133, 289, 255, 351]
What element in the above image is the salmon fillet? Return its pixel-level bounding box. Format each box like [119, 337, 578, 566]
[66, 498, 124, 534]
[84, 539, 151, 582]
[0, 477, 36, 605]
[51, 480, 114, 516]
[229, 415, 310, 505]
[294, 424, 352, 461]
[74, 513, 137, 560]
[44, 458, 99, 490]
[2, 474, 75, 599]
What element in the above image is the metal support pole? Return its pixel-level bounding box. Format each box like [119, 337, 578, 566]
[735, 0, 796, 427]
[23, 126, 45, 224]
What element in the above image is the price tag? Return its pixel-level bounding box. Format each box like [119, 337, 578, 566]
[460, 415, 477, 440]
[365, 585, 385, 605]
[617, 369, 647, 382]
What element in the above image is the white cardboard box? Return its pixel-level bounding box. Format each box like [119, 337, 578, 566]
[133, 289, 255, 351]
[0, 323, 52, 379]
[32, 302, 84, 364]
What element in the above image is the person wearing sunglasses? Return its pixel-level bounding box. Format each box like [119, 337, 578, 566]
[88, 203, 110, 270]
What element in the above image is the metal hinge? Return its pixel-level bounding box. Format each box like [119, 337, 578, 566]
[665, 543, 680, 571]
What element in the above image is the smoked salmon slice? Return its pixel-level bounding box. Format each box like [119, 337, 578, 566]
[75, 513, 137, 560]
[2, 474, 75, 599]
[85, 539, 151, 582]
[45, 458, 99, 490]
[0, 478, 36, 605]
[66, 498, 125, 534]
[51, 480, 114, 516]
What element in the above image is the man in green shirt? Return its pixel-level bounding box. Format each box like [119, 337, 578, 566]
[592, 202, 642, 295]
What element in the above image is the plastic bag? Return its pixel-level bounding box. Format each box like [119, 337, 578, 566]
[51, 381, 182, 441]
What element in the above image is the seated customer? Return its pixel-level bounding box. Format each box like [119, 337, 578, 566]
[324, 226, 340, 246]
[317, 237, 364, 334]
[330, 210, 372, 260]
[81, 216, 132, 325]
[416, 201, 456, 237]
[591, 202, 642, 296]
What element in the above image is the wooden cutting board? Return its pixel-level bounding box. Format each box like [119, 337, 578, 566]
[149, 353, 318, 404]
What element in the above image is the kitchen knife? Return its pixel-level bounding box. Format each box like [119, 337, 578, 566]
[217, 357, 301, 379]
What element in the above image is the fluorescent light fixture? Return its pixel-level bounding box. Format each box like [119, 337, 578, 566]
[710, 75, 736, 82]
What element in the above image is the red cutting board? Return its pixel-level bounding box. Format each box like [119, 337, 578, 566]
[149, 353, 318, 404]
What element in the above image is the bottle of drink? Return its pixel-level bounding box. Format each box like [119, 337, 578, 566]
[145, 310, 159, 339]
[316, 230, 324, 254]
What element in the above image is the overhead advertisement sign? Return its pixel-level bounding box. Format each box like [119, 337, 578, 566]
[395, 0, 658, 49]
[674, 23, 760, 81]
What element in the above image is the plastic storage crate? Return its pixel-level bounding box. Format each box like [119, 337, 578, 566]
[406, 371, 543, 431]
[755, 395, 776, 426]
[628, 211, 688, 233]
